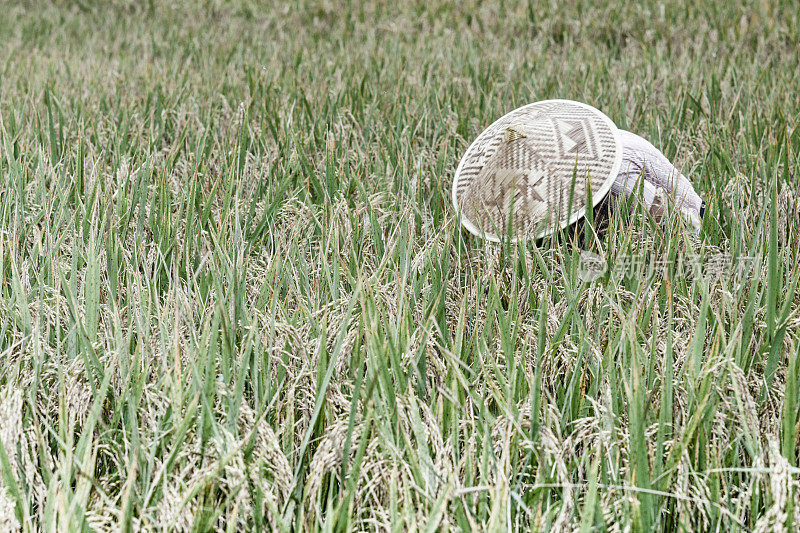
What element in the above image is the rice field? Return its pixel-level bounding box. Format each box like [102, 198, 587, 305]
[1, 1, 799, 530]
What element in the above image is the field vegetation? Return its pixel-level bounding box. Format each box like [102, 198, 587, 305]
[1, 1, 799, 530]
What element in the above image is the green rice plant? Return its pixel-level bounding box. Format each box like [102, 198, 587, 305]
[1, 0, 800, 530]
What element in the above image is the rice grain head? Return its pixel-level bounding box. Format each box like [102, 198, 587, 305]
[0, 485, 20, 533]
[754, 437, 791, 533]
[0, 387, 22, 533]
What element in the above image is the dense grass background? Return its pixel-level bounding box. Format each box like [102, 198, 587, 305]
[1, 1, 799, 530]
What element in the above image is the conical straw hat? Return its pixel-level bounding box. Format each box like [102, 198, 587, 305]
[452, 99, 622, 242]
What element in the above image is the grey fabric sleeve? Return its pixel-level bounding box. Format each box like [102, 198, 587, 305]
[610, 129, 703, 230]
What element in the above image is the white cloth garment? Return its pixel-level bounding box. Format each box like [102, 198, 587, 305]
[610, 130, 704, 230]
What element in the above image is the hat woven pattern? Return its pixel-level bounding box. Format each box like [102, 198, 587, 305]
[454, 100, 621, 241]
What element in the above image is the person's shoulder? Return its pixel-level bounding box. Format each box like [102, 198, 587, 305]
[617, 129, 659, 153]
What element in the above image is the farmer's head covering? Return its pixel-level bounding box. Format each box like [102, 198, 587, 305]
[452, 99, 622, 242]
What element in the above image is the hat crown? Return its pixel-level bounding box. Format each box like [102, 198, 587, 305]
[453, 100, 622, 242]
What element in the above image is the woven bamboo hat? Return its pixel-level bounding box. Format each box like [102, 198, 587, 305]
[452, 99, 622, 242]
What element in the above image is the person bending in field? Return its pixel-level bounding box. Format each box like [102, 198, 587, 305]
[452, 101, 706, 241]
